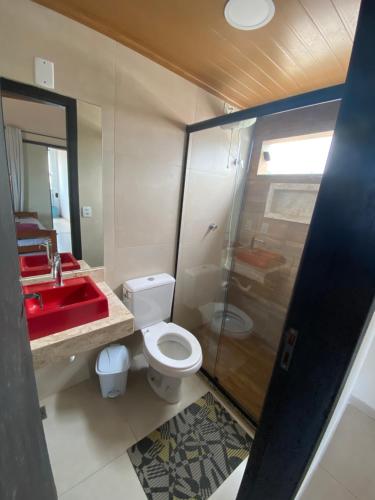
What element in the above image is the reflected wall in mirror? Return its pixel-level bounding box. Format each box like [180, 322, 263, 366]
[0, 78, 103, 276]
[77, 101, 103, 267]
[3, 96, 69, 249]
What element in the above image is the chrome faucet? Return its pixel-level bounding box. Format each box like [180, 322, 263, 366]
[23, 293, 43, 309]
[52, 253, 63, 287]
[208, 223, 218, 232]
[39, 240, 52, 266]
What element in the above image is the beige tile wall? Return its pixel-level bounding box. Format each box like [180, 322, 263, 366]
[77, 101, 104, 267]
[173, 125, 253, 333]
[229, 175, 323, 352]
[228, 103, 340, 350]
[0, 0, 225, 292]
[0, 0, 226, 394]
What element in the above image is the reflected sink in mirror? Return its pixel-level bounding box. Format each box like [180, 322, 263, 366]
[19, 252, 80, 277]
[235, 247, 286, 270]
[23, 276, 109, 340]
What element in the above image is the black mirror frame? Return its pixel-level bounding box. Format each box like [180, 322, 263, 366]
[0, 77, 82, 260]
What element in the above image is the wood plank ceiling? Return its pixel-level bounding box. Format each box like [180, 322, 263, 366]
[33, 0, 360, 108]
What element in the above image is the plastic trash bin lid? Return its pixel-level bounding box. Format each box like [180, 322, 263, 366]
[96, 344, 130, 375]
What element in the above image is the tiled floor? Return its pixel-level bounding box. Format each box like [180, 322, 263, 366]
[301, 403, 375, 500]
[43, 366, 373, 500]
[42, 368, 254, 499]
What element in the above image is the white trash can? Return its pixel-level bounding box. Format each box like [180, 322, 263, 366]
[96, 344, 130, 398]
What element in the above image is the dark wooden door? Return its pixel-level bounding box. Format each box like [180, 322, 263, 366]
[237, 1, 375, 498]
[0, 83, 57, 499]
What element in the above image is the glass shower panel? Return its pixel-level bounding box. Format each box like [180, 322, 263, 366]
[173, 100, 341, 424]
[214, 101, 341, 421]
[172, 121, 254, 376]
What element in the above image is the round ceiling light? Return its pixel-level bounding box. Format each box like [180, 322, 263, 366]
[224, 0, 275, 30]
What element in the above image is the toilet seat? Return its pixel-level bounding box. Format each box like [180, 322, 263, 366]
[199, 302, 253, 338]
[142, 322, 202, 378]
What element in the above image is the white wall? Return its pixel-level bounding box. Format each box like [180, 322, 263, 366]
[56, 150, 70, 220]
[23, 142, 52, 227]
[2, 96, 66, 139]
[351, 330, 375, 413]
[0, 0, 225, 296]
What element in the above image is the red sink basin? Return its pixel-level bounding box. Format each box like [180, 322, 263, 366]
[23, 276, 109, 341]
[19, 252, 81, 277]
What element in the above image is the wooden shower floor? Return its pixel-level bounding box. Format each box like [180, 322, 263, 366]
[194, 324, 276, 422]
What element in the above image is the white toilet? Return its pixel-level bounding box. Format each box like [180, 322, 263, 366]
[123, 273, 202, 403]
[199, 302, 254, 339]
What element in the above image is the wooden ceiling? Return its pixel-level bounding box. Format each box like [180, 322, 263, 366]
[34, 0, 360, 108]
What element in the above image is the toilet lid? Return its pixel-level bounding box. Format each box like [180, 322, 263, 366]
[143, 322, 202, 371]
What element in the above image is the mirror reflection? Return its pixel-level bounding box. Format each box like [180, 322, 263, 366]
[77, 101, 103, 268]
[1, 84, 103, 276]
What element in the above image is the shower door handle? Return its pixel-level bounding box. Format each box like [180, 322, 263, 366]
[280, 328, 298, 371]
[208, 223, 218, 232]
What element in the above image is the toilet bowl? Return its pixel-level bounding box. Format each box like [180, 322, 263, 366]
[142, 321, 202, 403]
[123, 273, 203, 404]
[200, 302, 254, 339]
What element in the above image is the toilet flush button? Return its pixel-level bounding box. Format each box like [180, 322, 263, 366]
[147, 277, 155, 281]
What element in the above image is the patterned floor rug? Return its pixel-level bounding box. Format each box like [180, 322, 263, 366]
[127, 392, 252, 500]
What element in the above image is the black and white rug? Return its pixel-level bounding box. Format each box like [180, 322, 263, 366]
[127, 392, 252, 500]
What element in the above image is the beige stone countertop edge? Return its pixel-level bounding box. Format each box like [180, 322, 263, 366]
[21, 260, 103, 285]
[31, 281, 134, 369]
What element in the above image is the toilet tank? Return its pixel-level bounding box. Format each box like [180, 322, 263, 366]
[123, 273, 175, 330]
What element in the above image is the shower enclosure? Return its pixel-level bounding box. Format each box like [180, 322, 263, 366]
[172, 98, 341, 423]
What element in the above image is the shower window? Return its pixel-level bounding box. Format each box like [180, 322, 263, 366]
[257, 130, 334, 175]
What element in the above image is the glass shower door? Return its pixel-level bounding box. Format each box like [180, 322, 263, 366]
[214, 101, 341, 421]
[173, 100, 341, 423]
[173, 122, 253, 377]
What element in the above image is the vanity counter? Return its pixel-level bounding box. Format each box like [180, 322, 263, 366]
[31, 281, 134, 369]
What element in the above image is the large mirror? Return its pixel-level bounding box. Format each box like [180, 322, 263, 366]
[0, 78, 103, 276]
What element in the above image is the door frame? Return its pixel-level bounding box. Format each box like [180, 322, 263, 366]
[0, 77, 82, 259]
[0, 79, 57, 500]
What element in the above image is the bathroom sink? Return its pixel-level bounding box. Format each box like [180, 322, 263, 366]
[23, 276, 109, 340]
[235, 248, 286, 269]
[19, 252, 80, 277]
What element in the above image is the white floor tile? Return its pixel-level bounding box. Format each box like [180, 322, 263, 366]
[119, 369, 210, 441]
[60, 453, 146, 500]
[46, 373, 375, 500]
[45, 371, 253, 498]
[320, 404, 375, 500]
[42, 379, 136, 496]
[301, 466, 356, 500]
[210, 458, 247, 500]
